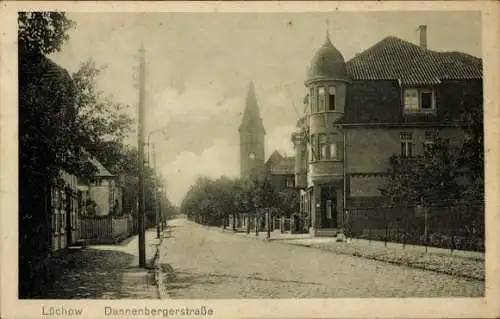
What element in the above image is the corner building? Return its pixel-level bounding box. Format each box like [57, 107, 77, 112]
[292, 26, 482, 236]
[292, 32, 348, 236]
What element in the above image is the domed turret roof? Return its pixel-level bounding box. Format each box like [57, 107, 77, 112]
[307, 33, 348, 82]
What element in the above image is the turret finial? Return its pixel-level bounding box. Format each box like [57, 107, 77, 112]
[325, 18, 331, 43]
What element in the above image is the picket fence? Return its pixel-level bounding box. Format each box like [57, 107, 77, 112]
[80, 215, 134, 241]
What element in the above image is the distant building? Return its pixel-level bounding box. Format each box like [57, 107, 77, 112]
[264, 150, 295, 192]
[81, 156, 123, 217]
[239, 81, 266, 181]
[292, 25, 483, 236]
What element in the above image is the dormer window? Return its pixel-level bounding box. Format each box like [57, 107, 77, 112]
[404, 88, 436, 114]
[328, 87, 336, 110]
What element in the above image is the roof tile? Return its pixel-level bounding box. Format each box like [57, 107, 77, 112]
[346, 36, 482, 85]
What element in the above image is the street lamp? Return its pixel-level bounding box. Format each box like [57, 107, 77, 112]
[146, 127, 170, 239]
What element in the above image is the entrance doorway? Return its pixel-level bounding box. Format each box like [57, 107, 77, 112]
[321, 186, 337, 228]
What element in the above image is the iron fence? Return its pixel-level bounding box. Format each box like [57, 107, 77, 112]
[347, 198, 484, 252]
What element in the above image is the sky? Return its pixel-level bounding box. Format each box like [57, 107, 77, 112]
[49, 11, 482, 205]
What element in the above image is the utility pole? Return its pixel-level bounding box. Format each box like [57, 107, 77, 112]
[137, 43, 146, 267]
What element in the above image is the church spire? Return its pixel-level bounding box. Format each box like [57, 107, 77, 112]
[245, 81, 259, 116]
[239, 81, 265, 134]
[238, 81, 266, 180]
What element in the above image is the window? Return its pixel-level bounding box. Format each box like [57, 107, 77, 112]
[286, 178, 294, 188]
[309, 134, 314, 161]
[319, 133, 327, 160]
[404, 88, 435, 113]
[51, 189, 57, 232]
[423, 130, 438, 153]
[328, 87, 336, 110]
[318, 87, 326, 112]
[420, 90, 433, 109]
[329, 142, 337, 159]
[328, 134, 342, 160]
[309, 87, 314, 112]
[404, 89, 419, 111]
[400, 132, 414, 157]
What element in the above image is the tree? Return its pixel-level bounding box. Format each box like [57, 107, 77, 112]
[18, 12, 76, 298]
[71, 59, 135, 172]
[277, 189, 300, 217]
[459, 102, 484, 198]
[380, 138, 461, 206]
[18, 12, 75, 55]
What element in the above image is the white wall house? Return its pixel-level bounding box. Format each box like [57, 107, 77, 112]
[85, 157, 123, 216]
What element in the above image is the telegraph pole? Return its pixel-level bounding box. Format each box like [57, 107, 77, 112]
[137, 43, 146, 267]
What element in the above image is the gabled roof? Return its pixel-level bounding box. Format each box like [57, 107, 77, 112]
[267, 150, 284, 163]
[346, 36, 482, 86]
[265, 150, 294, 175]
[41, 55, 74, 84]
[89, 157, 115, 178]
[20, 54, 76, 121]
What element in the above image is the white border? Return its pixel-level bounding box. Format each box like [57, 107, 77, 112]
[1, 2, 499, 318]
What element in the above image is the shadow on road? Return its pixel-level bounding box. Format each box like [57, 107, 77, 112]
[32, 249, 135, 299]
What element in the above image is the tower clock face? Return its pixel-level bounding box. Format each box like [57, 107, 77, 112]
[249, 153, 255, 160]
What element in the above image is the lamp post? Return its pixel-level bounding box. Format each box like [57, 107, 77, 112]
[146, 128, 169, 239]
[266, 208, 271, 239]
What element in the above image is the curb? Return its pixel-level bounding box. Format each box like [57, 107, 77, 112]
[152, 233, 169, 299]
[286, 241, 484, 281]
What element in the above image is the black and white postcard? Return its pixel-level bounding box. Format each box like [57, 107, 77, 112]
[1, 1, 499, 318]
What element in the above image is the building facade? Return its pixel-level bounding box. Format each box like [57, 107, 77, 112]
[292, 25, 483, 236]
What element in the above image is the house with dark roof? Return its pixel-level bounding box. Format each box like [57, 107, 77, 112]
[291, 25, 483, 237]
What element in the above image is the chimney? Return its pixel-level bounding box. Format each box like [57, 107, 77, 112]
[418, 25, 427, 49]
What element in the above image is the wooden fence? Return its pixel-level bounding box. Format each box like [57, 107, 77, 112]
[80, 215, 133, 241]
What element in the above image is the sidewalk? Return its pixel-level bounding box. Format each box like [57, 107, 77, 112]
[218, 226, 485, 281]
[39, 229, 161, 299]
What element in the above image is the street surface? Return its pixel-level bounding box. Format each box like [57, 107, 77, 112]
[159, 218, 484, 298]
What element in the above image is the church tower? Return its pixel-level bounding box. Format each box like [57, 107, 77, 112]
[239, 81, 266, 180]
